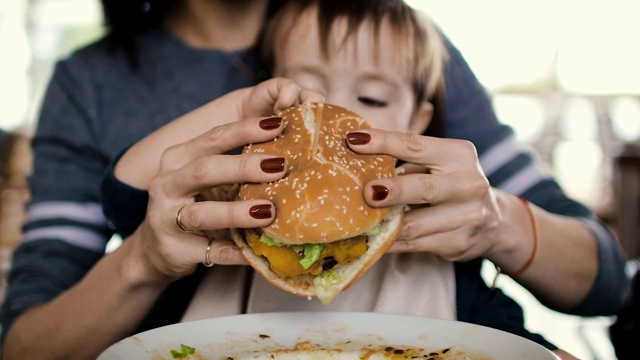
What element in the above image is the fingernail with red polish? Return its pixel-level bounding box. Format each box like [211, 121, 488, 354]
[260, 157, 285, 173]
[249, 204, 272, 219]
[372, 185, 389, 201]
[347, 132, 370, 145]
[259, 116, 282, 130]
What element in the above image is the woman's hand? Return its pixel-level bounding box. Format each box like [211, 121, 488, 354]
[347, 128, 601, 311]
[116, 78, 324, 282]
[242, 76, 325, 117]
[129, 117, 291, 282]
[346, 129, 505, 262]
[115, 77, 323, 190]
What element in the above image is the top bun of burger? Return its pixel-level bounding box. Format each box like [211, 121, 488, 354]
[240, 102, 395, 244]
[232, 102, 403, 303]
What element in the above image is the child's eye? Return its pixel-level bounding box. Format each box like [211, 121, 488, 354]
[357, 96, 387, 108]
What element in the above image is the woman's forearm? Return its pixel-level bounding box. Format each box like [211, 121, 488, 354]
[488, 192, 598, 312]
[2, 235, 169, 360]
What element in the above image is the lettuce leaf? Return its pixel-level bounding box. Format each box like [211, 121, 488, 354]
[362, 225, 380, 235]
[291, 244, 325, 269]
[260, 232, 285, 247]
[260, 233, 325, 269]
[170, 344, 196, 358]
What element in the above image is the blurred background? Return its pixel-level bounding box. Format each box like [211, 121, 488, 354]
[1, 0, 639, 358]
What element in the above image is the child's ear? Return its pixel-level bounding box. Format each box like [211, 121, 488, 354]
[409, 101, 434, 134]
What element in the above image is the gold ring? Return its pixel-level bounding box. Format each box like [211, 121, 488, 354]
[203, 239, 214, 267]
[175, 204, 191, 232]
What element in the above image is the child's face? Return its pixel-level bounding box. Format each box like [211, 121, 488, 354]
[273, 7, 432, 133]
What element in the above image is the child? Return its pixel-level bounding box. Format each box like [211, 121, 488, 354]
[100, 0, 573, 357]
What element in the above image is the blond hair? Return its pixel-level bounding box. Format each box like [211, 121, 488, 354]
[260, 0, 448, 106]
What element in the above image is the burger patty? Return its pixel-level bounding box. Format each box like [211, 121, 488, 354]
[245, 230, 368, 277]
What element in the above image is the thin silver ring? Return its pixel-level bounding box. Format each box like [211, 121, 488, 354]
[175, 204, 191, 232]
[203, 239, 214, 267]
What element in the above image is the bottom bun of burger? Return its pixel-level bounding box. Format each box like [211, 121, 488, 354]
[231, 102, 403, 304]
[231, 205, 403, 304]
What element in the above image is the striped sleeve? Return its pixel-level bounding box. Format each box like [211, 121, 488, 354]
[0, 201, 110, 343]
[479, 136, 551, 196]
[22, 202, 111, 252]
[0, 59, 114, 341]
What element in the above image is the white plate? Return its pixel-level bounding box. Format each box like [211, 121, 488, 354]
[98, 312, 559, 359]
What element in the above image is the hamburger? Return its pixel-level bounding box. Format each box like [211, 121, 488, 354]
[231, 103, 403, 304]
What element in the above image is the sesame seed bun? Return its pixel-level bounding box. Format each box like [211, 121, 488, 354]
[231, 102, 403, 302]
[239, 102, 396, 244]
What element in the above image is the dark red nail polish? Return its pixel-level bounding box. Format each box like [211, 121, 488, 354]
[260, 157, 285, 173]
[249, 204, 272, 219]
[372, 185, 389, 201]
[259, 117, 282, 130]
[347, 132, 371, 145]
